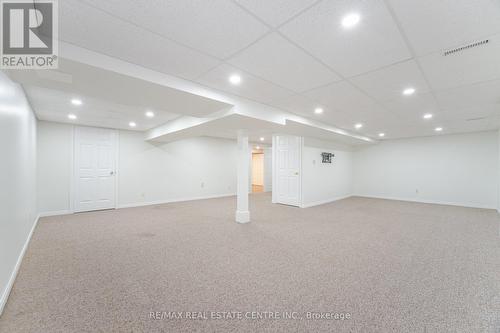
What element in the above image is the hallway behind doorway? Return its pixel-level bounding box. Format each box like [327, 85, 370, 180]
[252, 150, 264, 193]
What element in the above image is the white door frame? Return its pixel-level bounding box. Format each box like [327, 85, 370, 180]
[272, 134, 303, 207]
[263, 147, 272, 193]
[71, 125, 119, 213]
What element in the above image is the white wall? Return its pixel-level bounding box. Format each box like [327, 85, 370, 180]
[353, 131, 498, 209]
[37, 121, 238, 213]
[301, 138, 353, 207]
[299, 132, 498, 209]
[37, 122, 72, 214]
[118, 131, 236, 207]
[0, 72, 38, 314]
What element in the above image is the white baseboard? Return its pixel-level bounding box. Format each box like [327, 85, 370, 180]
[301, 195, 352, 208]
[117, 193, 236, 209]
[353, 194, 496, 210]
[0, 214, 40, 316]
[38, 194, 237, 215]
[38, 210, 72, 217]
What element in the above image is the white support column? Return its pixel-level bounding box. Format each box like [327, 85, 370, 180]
[236, 130, 250, 223]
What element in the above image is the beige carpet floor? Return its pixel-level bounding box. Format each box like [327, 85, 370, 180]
[1, 194, 500, 332]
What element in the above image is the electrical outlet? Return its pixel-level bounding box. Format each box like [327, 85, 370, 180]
[415, 189, 419, 194]
[201, 182, 205, 188]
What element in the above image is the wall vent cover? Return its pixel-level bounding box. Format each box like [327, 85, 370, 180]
[443, 39, 489, 56]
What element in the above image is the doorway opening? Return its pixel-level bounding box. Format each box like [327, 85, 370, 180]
[251, 149, 264, 193]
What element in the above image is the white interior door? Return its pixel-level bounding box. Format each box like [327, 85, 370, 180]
[274, 135, 301, 206]
[74, 126, 117, 212]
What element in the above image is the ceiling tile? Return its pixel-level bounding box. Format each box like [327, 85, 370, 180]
[435, 77, 500, 130]
[441, 104, 500, 122]
[418, 34, 500, 90]
[372, 119, 445, 139]
[350, 60, 431, 102]
[293, 93, 395, 133]
[304, 80, 381, 114]
[434, 79, 500, 110]
[334, 111, 426, 140]
[383, 93, 440, 117]
[196, 64, 295, 104]
[81, 0, 269, 59]
[279, 0, 411, 77]
[268, 94, 321, 116]
[60, 0, 220, 80]
[319, 113, 355, 129]
[268, 93, 353, 128]
[356, 117, 417, 138]
[439, 115, 500, 134]
[234, 0, 318, 27]
[274, 81, 400, 133]
[386, 0, 500, 56]
[332, 112, 392, 134]
[343, 105, 395, 126]
[228, 33, 341, 92]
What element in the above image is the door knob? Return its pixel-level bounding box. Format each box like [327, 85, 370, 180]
[294, 172, 299, 175]
[110, 171, 115, 175]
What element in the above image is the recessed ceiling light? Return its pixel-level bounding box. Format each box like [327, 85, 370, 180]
[68, 114, 77, 120]
[378, 133, 385, 137]
[354, 123, 363, 129]
[314, 107, 323, 114]
[259, 137, 264, 141]
[71, 98, 82, 105]
[435, 127, 443, 132]
[229, 74, 241, 85]
[423, 113, 433, 119]
[129, 122, 137, 128]
[145, 111, 155, 118]
[402, 88, 416, 96]
[341, 13, 360, 28]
